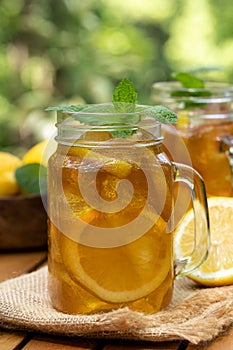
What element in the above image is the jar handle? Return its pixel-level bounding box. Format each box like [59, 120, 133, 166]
[172, 162, 210, 277]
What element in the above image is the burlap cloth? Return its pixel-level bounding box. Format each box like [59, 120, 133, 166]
[1, 267, 233, 345]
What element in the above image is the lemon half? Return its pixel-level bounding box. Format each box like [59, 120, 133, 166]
[174, 196, 233, 286]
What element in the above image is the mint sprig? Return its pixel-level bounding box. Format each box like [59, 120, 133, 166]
[170, 71, 212, 108]
[111, 78, 138, 136]
[46, 78, 177, 139]
[171, 72, 205, 89]
[46, 103, 139, 128]
[112, 78, 137, 112]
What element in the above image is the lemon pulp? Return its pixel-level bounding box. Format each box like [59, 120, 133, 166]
[174, 196, 233, 286]
[61, 214, 171, 303]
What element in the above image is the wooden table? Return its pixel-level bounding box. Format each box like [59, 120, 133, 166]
[1, 251, 233, 350]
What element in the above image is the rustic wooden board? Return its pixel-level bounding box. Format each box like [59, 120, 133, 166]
[0, 251, 47, 349]
[0, 251, 47, 282]
[102, 340, 182, 349]
[0, 330, 29, 350]
[1, 251, 233, 349]
[22, 335, 97, 350]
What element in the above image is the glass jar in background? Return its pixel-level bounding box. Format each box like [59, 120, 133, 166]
[151, 81, 233, 198]
[47, 103, 210, 315]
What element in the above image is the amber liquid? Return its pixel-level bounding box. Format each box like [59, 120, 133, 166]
[48, 142, 174, 314]
[164, 117, 233, 197]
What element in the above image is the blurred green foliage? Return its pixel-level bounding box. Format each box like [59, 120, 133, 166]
[0, 0, 232, 155]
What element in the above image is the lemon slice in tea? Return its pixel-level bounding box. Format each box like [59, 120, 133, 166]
[67, 145, 132, 179]
[61, 214, 171, 303]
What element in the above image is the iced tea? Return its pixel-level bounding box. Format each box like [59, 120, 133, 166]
[48, 141, 174, 314]
[47, 103, 210, 315]
[152, 82, 233, 197]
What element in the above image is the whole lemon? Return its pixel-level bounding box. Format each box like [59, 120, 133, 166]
[22, 140, 48, 166]
[0, 152, 22, 196]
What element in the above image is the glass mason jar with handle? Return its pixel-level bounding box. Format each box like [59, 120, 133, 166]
[151, 81, 233, 197]
[46, 103, 210, 315]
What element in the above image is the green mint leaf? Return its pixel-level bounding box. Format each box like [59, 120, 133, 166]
[112, 78, 137, 103]
[170, 71, 212, 109]
[46, 102, 138, 127]
[112, 78, 137, 112]
[15, 163, 47, 195]
[45, 105, 89, 112]
[148, 105, 177, 124]
[171, 72, 205, 88]
[171, 89, 212, 98]
[112, 102, 136, 113]
[111, 79, 138, 136]
[110, 128, 136, 138]
[46, 104, 100, 124]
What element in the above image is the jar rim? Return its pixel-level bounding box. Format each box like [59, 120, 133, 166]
[56, 103, 164, 127]
[57, 103, 151, 117]
[55, 103, 164, 144]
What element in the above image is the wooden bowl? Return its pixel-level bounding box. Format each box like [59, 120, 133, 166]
[0, 194, 48, 251]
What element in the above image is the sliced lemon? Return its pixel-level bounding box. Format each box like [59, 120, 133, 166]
[177, 110, 190, 127]
[67, 146, 132, 179]
[60, 215, 172, 303]
[174, 196, 233, 286]
[77, 207, 100, 223]
[81, 131, 112, 141]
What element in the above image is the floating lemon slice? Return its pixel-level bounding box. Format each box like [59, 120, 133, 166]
[67, 146, 132, 179]
[177, 110, 190, 127]
[61, 214, 171, 303]
[174, 196, 233, 286]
